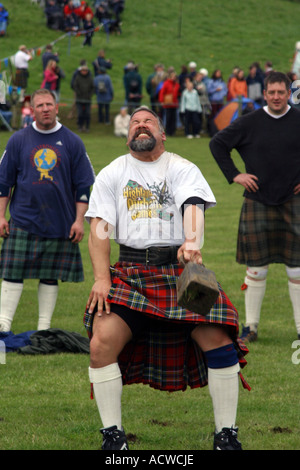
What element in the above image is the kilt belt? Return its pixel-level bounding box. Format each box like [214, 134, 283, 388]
[119, 244, 180, 266]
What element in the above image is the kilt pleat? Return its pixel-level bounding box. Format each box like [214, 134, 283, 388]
[83, 261, 248, 391]
[237, 197, 300, 267]
[0, 220, 84, 282]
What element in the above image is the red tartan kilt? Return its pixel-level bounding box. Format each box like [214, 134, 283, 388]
[84, 262, 249, 391]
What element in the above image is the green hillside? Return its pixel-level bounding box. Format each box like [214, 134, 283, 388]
[1, 0, 300, 108]
[1, 0, 300, 451]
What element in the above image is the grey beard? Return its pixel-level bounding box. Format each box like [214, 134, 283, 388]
[129, 135, 156, 152]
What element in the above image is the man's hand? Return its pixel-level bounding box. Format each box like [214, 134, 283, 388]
[0, 216, 9, 238]
[69, 220, 84, 243]
[177, 241, 203, 265]
[233, 173, 259, 192]
[294, 183, 300, 195]
[87, 277, 112, 316]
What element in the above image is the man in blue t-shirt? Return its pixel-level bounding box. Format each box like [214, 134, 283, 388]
[0, 89, 95, 332]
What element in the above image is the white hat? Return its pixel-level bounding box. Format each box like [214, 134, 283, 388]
[199, 68, 208, 76]
[189, 61, 197, 68]
[296, 41, 300, 50]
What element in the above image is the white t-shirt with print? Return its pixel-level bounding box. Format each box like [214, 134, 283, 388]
[86, 151, 216, 249]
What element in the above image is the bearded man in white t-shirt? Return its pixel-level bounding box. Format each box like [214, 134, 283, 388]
[84, 106, 249, 451]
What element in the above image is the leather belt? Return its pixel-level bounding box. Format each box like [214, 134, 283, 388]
[119, 244, 180, 266]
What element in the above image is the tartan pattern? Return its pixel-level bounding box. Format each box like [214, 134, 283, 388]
[0, 220, 84, 282]
[83, 261, 248, 391]
[237, 196, 300, 267]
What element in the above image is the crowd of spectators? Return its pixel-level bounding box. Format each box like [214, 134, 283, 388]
[44, 0, 125, 35]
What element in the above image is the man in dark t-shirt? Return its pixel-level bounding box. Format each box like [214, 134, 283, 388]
[210, 71, 300, 343]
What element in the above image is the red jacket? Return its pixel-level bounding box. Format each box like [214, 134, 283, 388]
[159, 79, 180, 108]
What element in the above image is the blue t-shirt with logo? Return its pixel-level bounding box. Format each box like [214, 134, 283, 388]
[0, 123, 95, 238]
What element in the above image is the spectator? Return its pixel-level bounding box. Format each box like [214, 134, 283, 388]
[291, 41, 300, 79]
[145, 63, 167, 116]
[93, 49, 112, 76]
[94, 66, 114, 124]
[94, 2, 112, 36]
[82, 12, 95, 46]
[14, 45, 33, 100]
[228, 69, 248, 100]
[207, 69, 227, 118]
[246, 64, 264, 106]
[194, 71, 211, 133]
[0, 101, 12, 129]
[44, 0, 64, 31]
[188, 61, 197, 80]
[53, 63, 65, 103]
[0, 3, 8, 36]
[264, 61, 273, 77]
[226, 66, 239, 102]
[41, 60, 59, 98]
[42, 44, 59, 71]
[76, 0, 94, 25]
[180, 78, 202, 138]
[158, 70, 180, 136]
[64, 11, 79, 31]
[123, 62, 143, 113]
[21, 100, 34, 128]
[73, 64, 94, 132]
[114, 106, 130, 137]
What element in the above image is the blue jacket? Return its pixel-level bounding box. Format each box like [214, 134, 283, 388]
[94, 73, 114, 103]
[0, 3, 9, 22]
[207, 78, 227, 103]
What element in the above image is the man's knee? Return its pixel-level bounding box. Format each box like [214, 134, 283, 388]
[286, 266, 300, 284]
[246, 266, 268, 281]
[90, 313, 132, 365]
[191, 324, 231, 352]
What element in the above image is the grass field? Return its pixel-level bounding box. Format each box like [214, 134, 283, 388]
[0, 0, 300, 452]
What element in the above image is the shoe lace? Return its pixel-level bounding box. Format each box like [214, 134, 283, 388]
[221, 427, 241, 449]
[102, 427, 126, 449]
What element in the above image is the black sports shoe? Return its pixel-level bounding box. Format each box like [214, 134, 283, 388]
[240, 325, 258, 343]
[213, 427, 242, 450]
[100, 425, 129, 450]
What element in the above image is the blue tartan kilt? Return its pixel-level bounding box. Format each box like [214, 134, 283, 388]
[0, 219, 84, 282]
[237, 196, 300, 267]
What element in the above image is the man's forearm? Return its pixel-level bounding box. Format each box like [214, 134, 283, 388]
[0, 196, 9, 218]
[88, 217, 112, 281]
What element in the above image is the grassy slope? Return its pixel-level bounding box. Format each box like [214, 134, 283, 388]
[0, 0, 300, 451]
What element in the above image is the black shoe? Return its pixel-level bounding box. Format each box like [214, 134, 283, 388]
[100, 425, 129, 450]
[240, 325, 258, 343]
[213, 427, 242, 450]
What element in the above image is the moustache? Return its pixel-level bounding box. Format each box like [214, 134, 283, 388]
[133, 127, 153, 139]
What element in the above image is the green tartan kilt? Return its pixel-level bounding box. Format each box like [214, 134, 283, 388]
[237, 196, 300, 267]
[0, 220, 84, 282]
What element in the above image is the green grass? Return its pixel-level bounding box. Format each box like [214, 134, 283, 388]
[0, 0, 300, 451]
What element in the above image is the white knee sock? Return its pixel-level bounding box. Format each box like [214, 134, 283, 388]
[37, 282, 58, 330]
[288, 281, 300, 335]
[89, 363, 123, 430]
[244, 277, 266, 332]
[208, 363, 240, 433]
[0, 280, 23, 332]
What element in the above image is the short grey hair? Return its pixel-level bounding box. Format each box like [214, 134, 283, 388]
[130, 106, 165, 134]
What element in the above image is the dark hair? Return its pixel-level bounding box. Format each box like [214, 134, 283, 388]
[264, 71, 291, 91]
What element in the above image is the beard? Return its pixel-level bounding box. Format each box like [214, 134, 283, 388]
[129, 128, 157, 152]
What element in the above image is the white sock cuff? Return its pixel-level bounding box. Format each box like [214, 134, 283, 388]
[245, 276, 266, 288]
[288, 280, 300, 290]
[208, 362, 240, 377]
[89, 363, 122, 384]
